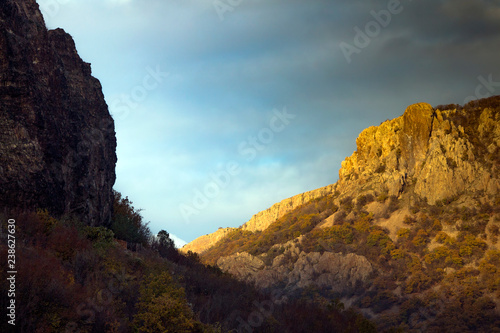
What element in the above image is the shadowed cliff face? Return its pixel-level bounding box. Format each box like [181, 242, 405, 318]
[0, 0, 116, 226]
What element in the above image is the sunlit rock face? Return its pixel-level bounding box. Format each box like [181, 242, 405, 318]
[0, 0, 116, 226]
[337, 100, 500, 204]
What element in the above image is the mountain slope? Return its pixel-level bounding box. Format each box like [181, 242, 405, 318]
[189, 97, 500, 332]
[181, 184, 336, 254]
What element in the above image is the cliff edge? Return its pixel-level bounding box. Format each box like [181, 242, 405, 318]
[0, 0, 117, 225]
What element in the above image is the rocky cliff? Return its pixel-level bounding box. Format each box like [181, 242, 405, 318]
[184, 100, 500, 256]
[0, 0, 116, 225]
[185, 98, 500, 330]
[337, 100, 499, 205]
[181, 227, 234, 254]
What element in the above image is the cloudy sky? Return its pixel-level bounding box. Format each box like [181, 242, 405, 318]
[39, 0, 500, 247]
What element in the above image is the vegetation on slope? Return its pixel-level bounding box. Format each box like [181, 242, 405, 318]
[0, 191, 375, 333]
[202, 195, 339, 265]
[202, 188, 500, 331]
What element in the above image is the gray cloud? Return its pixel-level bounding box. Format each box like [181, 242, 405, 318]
[41, 0, 500, 245]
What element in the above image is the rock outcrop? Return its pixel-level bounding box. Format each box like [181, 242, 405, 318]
[0, 0, 116, 225]
[188, 98, 500, 298]
[217, 247, 373, 292]
[337, 100, 500, 204]
[195, 98, 500, 331]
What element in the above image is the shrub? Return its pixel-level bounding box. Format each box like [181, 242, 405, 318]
[391, 249, 406, 260]
[435, 232, 453, 245]
[367, 229, 393, 255]
[424, 246, 451, 266]
[49, 226, 88, 262]
[84, 226, 115, 252]
[403, 215, 416, 225]
[458, 234, 487, 259]
[377, 193, 389, 203]
[397, 228, 410, 239]
[412, 229, 429, 248]
[340, 196, 354, 213]
[356, 194, 374, 209]
[36, 209, 59, 234]
[375, 164, 386, 173]
[334, 212, 349, 228]
[331, 224, 355, 244]
[354, 213, 372, 232]
[405, 270, 432, 294]
[489, 224, 499, 236]
[388, 196, 399, 213]
[111, 191, 152, 246]
[435, 104, 461, 111]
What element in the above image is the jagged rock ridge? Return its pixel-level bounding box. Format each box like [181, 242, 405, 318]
[181, 184, 335, 254]
[0, 0, 116, 225]
[184, 100, 500, 256]
[337, 101, 499, 204]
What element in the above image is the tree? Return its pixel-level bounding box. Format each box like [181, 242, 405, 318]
[111, 190, 151, 246]
[133, 272, 197, 333]
[153, 230, 179, 261]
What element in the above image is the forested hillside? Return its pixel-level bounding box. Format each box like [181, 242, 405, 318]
[0, 192, 375, 332]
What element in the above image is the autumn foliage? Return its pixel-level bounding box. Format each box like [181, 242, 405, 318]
[0, 193, 374, 333]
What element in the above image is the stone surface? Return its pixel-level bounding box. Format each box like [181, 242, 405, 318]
[0, 0, 116, 225]
[195, 98, 500, 296]
[337, 101, 500, 205]
[216, 249, 373, 292]
[180, 227, 235, 254]
[400, 102, 434, 172]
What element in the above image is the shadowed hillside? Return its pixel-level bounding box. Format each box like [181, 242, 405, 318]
[0, 196, 376, 332]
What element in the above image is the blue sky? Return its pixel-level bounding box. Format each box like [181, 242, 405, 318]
[39, 0, 500, 247]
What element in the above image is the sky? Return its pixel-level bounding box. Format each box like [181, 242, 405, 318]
[39, 0, 500, 247]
